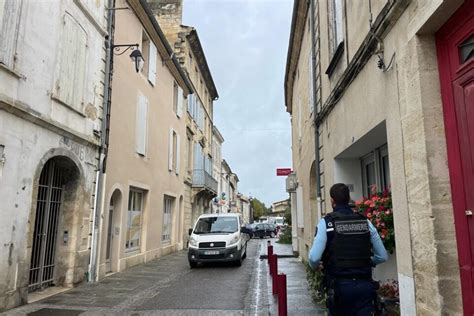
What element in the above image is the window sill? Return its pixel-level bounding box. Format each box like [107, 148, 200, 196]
[51, 95, 87, 118]
[124, 247, 141, 255]
[0, 63, 25, 80]
[325, 41, 344, 77]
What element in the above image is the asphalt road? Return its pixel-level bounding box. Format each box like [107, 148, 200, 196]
[5, 239, 268, 316]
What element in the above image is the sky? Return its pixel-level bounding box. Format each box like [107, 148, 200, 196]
[183, 0, 294, 207]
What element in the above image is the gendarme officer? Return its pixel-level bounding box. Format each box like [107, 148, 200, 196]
[308, 183, 388, 315]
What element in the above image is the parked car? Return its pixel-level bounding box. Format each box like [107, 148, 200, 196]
[251, 223, 278, 238]
[188, 213, 249, 268]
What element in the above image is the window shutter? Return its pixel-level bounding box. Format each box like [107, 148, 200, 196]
[0, 0, 21, 67]
[72, 26, 87, 111]
[148, 41, 157, 86]
[176, 134, 181, 175]
[57, 14, 76, 106]
[177, 86, 183, 118]
[334, 0, 343, 46]
[168, 128, 173, 171]
[136, 94, 148, 155]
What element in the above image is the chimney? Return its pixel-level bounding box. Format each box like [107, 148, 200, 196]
[147, 0, 183, 45]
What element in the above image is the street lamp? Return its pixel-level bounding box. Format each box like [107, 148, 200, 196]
[112, 44, 144, 73]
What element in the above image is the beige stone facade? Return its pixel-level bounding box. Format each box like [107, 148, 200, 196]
[285, 0, 469, 314]
[97, 0, 193, 279]
[151, 0, 219, 233]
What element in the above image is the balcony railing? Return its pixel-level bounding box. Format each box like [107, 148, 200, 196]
[192, 169, 218, 194]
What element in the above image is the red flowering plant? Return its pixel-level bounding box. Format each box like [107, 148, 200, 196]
[355, 187, 395, 253]
[378, 279, 399, 299]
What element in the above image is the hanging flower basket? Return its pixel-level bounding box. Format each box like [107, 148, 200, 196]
[355, 189, 395, 253]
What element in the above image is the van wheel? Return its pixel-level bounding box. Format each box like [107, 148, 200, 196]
[235, 257, 242, 267]
[189, 261, 198, 269]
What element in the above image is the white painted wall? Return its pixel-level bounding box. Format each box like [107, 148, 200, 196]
[0, 0, 106, 311]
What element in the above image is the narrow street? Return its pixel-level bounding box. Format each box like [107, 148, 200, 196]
[5, 240, 269, 316]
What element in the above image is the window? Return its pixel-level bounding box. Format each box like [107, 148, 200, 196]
[329, 0, 344, 55]
[459, 35, 474, 64]
[162, 196, 174, 242]
[0, 0, 22, 68]
[136, 93, 148, 156]
[141, 32, 150, 76]
[168, 128, 180, 174]
[126, 190, 144, 251]
[173, 82, 178, 114]
[187, 136, 193, 173]
[55, 13, 87, 112]
[361, 145, 390, 197]
[193, 143, 203, 170]
[141, 31, 157, 86]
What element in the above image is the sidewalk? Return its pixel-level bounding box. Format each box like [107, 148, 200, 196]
[258, 239, 327, 316]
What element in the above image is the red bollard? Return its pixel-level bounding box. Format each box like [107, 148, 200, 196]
[277, 273, 287, 316]
[272, 255, 279, 295]
[269, 253, 275, 276]
[267, 244, 273, 265]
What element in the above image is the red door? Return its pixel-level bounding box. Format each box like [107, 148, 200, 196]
[436, 1, 474, 314]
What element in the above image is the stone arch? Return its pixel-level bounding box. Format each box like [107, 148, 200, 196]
[27, 149, 85, 293]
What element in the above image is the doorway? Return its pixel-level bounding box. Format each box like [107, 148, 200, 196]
[28, 157, 79, 292]
[436, 2, 474, 314]
[105, 203, 114, 273]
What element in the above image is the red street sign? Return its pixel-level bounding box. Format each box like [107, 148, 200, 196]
[276, 168, 292, 176]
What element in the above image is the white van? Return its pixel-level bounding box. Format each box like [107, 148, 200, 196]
[188, 213, 249, 268]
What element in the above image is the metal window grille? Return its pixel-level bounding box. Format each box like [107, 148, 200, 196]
[29, 160, 64, 292]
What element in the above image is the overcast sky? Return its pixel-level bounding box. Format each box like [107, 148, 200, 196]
[183, 0, 293, 207]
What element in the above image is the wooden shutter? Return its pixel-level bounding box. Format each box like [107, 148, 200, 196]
[177, 86, 183, 118]
[176, 134, 181, 175]
[148, 41, 157, 86]
[57, 14, 76, 106]
[72, 26, 87, 111]
[136, 94, 148, 155]
[168, 128, 174, 171]
[0, 0, 22, 67]
[56, 13, 87, 112]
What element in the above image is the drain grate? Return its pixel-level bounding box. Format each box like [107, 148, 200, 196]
[27, 308, 84, 316]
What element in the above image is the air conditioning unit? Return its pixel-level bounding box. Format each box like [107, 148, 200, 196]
[286, 173, 297, 192]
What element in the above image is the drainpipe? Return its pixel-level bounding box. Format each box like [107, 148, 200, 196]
[310, 0, 322, 208]
[89, 0, 115, 282]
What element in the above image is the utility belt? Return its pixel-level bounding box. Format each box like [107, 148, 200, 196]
[332, 274, 372, 281]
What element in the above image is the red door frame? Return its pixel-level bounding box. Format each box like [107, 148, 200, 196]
[436, 1, 474, 315]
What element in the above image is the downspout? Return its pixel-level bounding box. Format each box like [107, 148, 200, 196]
[89, 0, 115, 282]
[310, 0, 322, 206]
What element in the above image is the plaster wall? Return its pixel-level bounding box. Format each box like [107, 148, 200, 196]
[98, 0, 187, 277]
[0, 0, 105, 311]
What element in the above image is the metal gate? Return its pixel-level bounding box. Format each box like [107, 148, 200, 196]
[29, 160, 64, 292]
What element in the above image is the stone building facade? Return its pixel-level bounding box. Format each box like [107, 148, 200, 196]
[0, 0, 107, 311]
[285, 0, 473, 314]
[211, 126, 224, 213]
[150, 0, 220, 234]
[96, 0, 193, 279]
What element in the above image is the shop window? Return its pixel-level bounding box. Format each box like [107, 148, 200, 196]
[126, 189, 144, 251]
